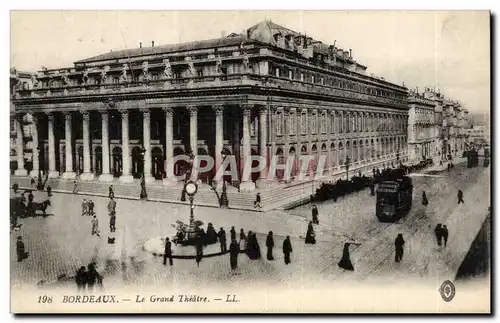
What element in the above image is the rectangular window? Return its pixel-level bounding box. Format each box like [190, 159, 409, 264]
[300, 73, 304, 82]
[321, 77, 324, 85]
[311, 75, 315, 83]
[197, 69, 203, 77]
[288, 70, 293, 80]
[275, 68, 280, 77]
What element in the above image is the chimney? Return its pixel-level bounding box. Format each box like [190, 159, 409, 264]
[152, 41, 155, 47]
[139, 42, 142, 48]
[221, 31, 226, 38]
[349, 49, 352, 58]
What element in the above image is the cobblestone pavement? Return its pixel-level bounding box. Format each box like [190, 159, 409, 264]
[10, 162, 488, 291]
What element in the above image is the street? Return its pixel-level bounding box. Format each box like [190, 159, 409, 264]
[10, 162, 490, 291]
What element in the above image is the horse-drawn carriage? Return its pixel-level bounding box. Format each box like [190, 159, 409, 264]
[10, 196, 51, 219]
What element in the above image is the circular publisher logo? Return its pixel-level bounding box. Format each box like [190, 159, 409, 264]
[439, 280, 456, 302]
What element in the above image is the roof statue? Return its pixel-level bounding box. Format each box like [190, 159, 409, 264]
[242, 54, 250, 73]
[100, 65, 110, 84]
[163, 59, 173, 79]
[142, 61, 150, 82]
[31, 74, 39, 89]
[215, 55, 222, 75]
[82, 70, 89, 85]
[120, 64, 129, 82]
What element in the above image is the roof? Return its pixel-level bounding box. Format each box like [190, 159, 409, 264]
[247, 20, 303, 45]
[75, 35, 247, 64]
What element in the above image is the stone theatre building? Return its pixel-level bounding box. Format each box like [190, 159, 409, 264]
[11, 20, 409, 190]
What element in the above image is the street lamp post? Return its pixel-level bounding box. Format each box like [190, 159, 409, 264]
[140, 147, 147, 200]
[36, 146, 43, 190]
[345, 156, 351, 181]
[184, 181, 198, 241]
[220, 150, 229, 208]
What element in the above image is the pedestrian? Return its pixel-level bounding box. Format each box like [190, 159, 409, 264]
[72, 181, 78, 194]
[195, 234, 203, 267]
[442, 225, 449, 247]
[395, 233, 405, 262]
[230, 226, 236, 242]
[305, 221, 316, 244]
[434, 224, 443, 246]
[370, 181, 375, 196]
[75, 266, 87, 293]
[20, 192, 26, 203]
[31, 177, 36, 186]
[457, 190, 464, 204]
[91, 215, 100, 236]
[283, 236, 292, 265]
[86, 263, 102, 293]
[109, 212, 116, 233]
[422, 191, 429, 206]
[47, 185, 52, 197]
[163, 237, 173, 266]
[312, 205, 319, 224]
[254, 193, 261, 210]
[107, 197, 116, 215]
[338, 243, 354, 271]
[82, 199, 88, 216]
[16, 236, 27, 262]
[266, 231, 275, 260]
[229, 239, 240, 273]
[88, 200, 95, 215]
[28, 191, 34, 204]
[205, 223, 218, 245]
[218, 227, 227, 253]
[239, 229, 247, 252]
[108, 185, 114, 198]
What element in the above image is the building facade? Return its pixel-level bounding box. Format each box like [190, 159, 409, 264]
[407, 90, 436, 162]
[11, 20, 409, 190]
[10, 68, 36, 175]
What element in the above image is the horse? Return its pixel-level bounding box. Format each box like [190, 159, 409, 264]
[29, 200, 51, 217]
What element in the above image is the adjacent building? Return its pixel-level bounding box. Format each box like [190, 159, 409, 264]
[407, 89, 436, 163]
[10, 68, 36, 175]
[11, 20, 411, 190]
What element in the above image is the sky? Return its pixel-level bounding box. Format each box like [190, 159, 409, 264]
[10, 10, 490, 114]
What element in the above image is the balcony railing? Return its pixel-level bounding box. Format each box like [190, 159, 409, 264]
[14, 73, 406, 108]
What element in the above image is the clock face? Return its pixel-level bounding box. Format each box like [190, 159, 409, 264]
[185, 182, 197, 195]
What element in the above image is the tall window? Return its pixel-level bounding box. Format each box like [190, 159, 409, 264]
[275, 68, 280, 77]
[300, 73, 304, 82]
[301, 113, 307, 134]
[289, 113, 296, 135]
[276, 111, 283, 135]
[288, 70, 293, 80]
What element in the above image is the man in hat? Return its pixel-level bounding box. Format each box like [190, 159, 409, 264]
[16, 236, 27, 262]
[163, 237, 173, 266]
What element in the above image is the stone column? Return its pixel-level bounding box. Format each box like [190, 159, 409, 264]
[80, 111, 94, 181]
[163, 107, 176, 185]
[187, 106, 198, 155]
[142, 109, 154, 183]
[240, 104, 255, 191]
[213, 105, 224, 175]
[99, 111, 113, 182]
[46, 113, 58, 178]
[187, 106, 198, 181]
[14, 115, 27, 176]
[62, 112, 76, 179]
[119, 110, 133, 183]
[29, 114, 40, 177]
[256, 105, 269, 188]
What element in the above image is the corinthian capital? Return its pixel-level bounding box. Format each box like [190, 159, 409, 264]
[187, 106, 198, 116]
[162, 107, 174, 117]
[212, 105, 224, 115]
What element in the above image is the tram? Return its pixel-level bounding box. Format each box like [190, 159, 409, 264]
[376, 176, 413, 222]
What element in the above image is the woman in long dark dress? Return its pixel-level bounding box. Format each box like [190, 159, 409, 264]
[305, 222, 316, 244]
[229, 239, 240, 272]
[205, 223, 218, 245]
[283, 236, 292, 265]
[239, 229, 247, 253]
[422, 191, 429, 206]
[253, 233, 261, 259]
[266, 231, 275, 260]
[338, 243, 354, 271]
